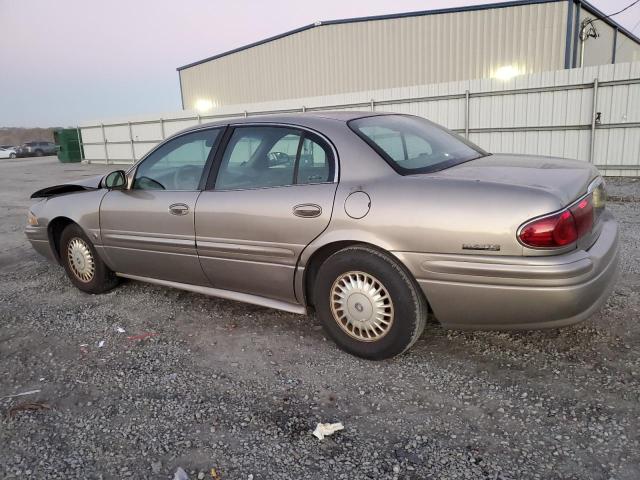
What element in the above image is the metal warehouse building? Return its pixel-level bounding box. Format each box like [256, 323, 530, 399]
[177, 0, 640, 112]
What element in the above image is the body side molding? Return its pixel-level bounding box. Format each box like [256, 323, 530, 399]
[116, 273, 307, 315]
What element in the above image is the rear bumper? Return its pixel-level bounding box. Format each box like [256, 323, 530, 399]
[393, 213, 619, 329]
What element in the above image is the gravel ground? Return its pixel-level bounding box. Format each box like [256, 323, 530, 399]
[1, 157, 639, 480]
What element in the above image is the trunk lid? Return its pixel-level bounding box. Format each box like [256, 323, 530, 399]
[433, 153, 599, 206]
[427, 153, 605, 253]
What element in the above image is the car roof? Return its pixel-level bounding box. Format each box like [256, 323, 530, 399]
[194, 110, 394, 130]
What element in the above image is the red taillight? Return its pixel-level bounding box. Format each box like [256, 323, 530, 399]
[519, 210, 577, 248]
[518, 194, 595, 249]
[569, 195, 594, 237]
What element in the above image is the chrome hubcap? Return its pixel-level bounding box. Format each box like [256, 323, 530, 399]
[67, 237, 95, 282]
[330, 271, 394, 342]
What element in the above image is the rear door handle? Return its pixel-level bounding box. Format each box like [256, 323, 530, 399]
[168, 203, 189, 215]
[293, 203, 322, 218]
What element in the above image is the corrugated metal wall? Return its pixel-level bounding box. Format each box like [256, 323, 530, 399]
[617, 32, 640, 63]
[81, 61, 640, 176]
[178, 2, 568, 110]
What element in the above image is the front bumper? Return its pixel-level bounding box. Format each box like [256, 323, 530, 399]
[25, 225, 58, 263]
[393, 213, 619, 329]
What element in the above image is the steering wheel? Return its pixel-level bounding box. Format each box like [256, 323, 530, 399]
[268, 152, 292, 167]
[173, 165, 203, 190]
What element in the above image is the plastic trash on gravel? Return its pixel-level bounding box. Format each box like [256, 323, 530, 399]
[173, 467, 189, 480]
[312, 422, 344, 440]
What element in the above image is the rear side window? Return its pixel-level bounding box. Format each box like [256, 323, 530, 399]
[349, 115, 486, 174]
[297, 137, 331, 185]
[215, 126, 334, 190]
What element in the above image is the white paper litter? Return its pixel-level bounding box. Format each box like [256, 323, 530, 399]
[115, 327, 126, 333]
[312, 422, 344, 440]
[97, 340, 105, 348]
[0, 389, 41, 400]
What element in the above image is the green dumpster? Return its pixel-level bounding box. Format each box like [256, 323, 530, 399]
[54, 128, 84, 163]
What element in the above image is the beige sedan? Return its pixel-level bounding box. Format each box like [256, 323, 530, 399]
[25, 112, 619, 359]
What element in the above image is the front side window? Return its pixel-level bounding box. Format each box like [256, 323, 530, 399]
[348, 115, 487, 174]
[215, 126, 333, 190]
[134, 128, 222, 190]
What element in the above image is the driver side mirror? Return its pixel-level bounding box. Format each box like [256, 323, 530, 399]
[103, 170, 127, 189]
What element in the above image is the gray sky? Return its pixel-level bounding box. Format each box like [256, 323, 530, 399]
[1, 0, 639, 127]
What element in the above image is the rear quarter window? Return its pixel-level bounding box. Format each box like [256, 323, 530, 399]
[348, 115, 487, 175]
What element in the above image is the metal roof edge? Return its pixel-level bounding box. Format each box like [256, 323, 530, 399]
[176, 0, 640, 71]
[177, 23, 316, 71]
[321, 0, 559, 26]
[176, 0, 561, 71]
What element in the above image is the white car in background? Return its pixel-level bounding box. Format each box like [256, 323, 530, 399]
[0, 147, 17, 159]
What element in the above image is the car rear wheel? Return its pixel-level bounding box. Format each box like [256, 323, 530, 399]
[60, 224, 119, 294]
[35, 149, 44, 157]
[9, 153, 16, 159]
[313, 245, 427, 359]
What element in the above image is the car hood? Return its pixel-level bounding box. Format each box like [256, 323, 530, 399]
[30, 174, 104, 199]
[432, 154, 599, 206]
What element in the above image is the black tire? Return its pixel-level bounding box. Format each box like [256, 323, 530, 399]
[59, 223, 119, 294]
[9, 153, 16, 159]
[313, 245, 427, 360]
[35, 149, 44, 157]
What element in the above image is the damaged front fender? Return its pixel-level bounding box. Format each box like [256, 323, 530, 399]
[30, 175, 105, 199]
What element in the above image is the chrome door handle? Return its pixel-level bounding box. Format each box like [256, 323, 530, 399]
[293, 203, 322, 218]
[168, 203, 189, 215]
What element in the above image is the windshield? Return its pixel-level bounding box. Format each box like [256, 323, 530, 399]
[348, 114, 488, 174]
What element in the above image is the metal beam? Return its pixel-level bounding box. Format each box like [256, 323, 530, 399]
[75, 126, 84, 163]
[589, 77, 599, 164]
[564, 0, 574, 69]
[100, 123, 109, 165]
[128, 121, 135, 161]
[572, 1, 582, 68]
[465, 90, 470, 139]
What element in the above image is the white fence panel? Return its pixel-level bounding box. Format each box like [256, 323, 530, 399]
[81, 126, 103, 143]
[79, 62, 640, 176]
[163, 119, 201, 137]
[106, 143, 133, 161]
[133, 142, 157, 160]
[131, 123, 162, 142]
[103, 125, 129, 142]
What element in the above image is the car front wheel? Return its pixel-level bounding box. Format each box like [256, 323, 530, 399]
[314, 245, 427, 359]
[9, 153, 16, 159]
[60, 224, 119, 294]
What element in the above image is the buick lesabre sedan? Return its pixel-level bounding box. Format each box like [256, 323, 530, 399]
[25, 112, 619, 359]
